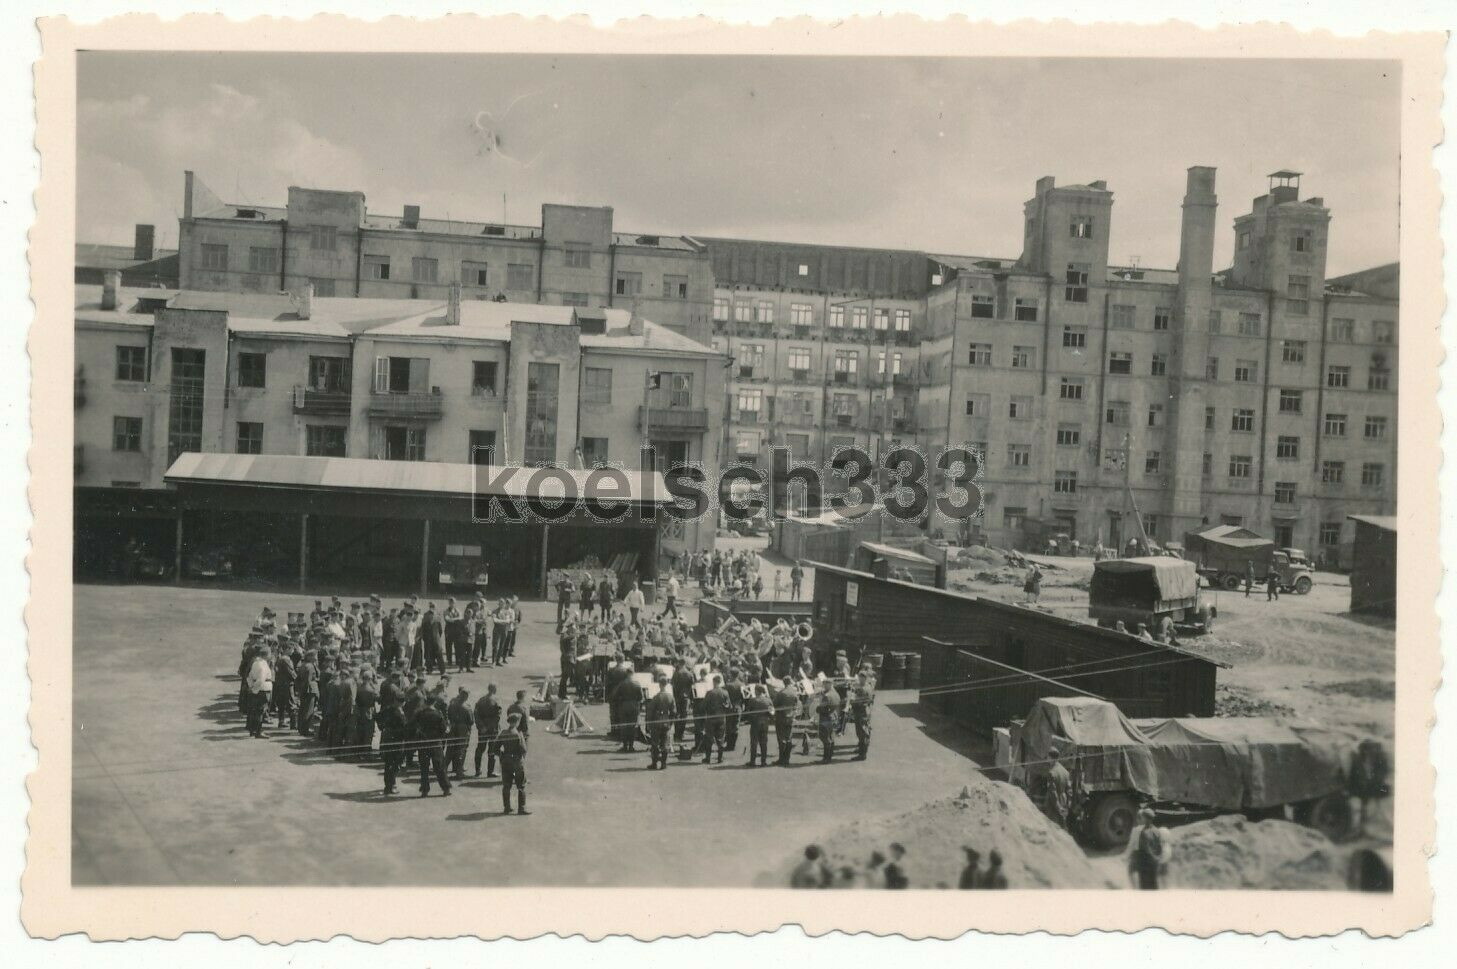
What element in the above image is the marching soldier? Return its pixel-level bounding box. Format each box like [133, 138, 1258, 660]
[497, 712, 530, 815]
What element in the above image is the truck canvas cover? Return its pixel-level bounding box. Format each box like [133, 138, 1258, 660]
[1018, 697, 1355, 810]
[1090, 556, 1198, 603]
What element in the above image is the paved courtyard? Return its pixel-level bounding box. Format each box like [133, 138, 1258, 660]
[72, 582, 992, 887]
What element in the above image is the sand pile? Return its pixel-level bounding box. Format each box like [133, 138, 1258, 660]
[1161, 817, 1348, 890]
[771, 782, 1117, 889]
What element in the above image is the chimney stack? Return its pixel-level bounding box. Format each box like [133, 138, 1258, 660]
[628, 296, 645, 336]
[293, 282, 314, 320]
[133, 224, 155, 261]
[101, 270, 121, 311]
[446, 282, 462, 325]
[1178, 166, 1218, 291]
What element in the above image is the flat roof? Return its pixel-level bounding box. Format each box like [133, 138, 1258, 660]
[164, 453, 672, 504]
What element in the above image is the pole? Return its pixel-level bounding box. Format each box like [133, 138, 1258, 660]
[298, 513, 309, 592]
[173, 513, 184, 584]
[540, 523, 550, 598]
[420, 518, 431, 595]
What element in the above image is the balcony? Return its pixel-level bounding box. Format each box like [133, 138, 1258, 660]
[893, 372, 917, 388]
[833, 372, 858, 387]
[367, 388, 444, 420]
[641, 406, 710, 432]
[790, 369, 812, 383]
[294, 385, 353, 416]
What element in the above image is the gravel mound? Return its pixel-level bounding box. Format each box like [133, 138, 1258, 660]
[1214, 684, 1295, 718]
[1313, 678, 1395, 701]
[1162, 816, 1347, 890]
[770, 782, 1117, 889]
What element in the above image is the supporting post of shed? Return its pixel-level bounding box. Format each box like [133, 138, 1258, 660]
[298, 513, 309, 592]
[539, 523, 550, 598]
[173, 513, 184, 585]
[420, 518, 431, 595]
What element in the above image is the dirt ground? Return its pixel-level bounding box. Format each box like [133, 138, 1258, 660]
[947, 551, 1395, 741]
[74, 578, 995, 888]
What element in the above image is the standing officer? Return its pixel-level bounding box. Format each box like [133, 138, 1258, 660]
[849, 670, 875, 761]
[413, 694, 452, 797]
[296, 649, 320, 737]
[555, 574, 575, 632]
[497, 712, 529, 815]
[446, 686, 474, 781]
[723, 669, 745, 752]
[772, 681, 799, 766]
[376, 692, 406, 795]
[611, 666, 646, 753]
[702, 674, 731, 764]
[644, 677, 676, 770]
[472, 683, 502, 778]
[670, 659, 696, 745]
[815, 678, 841, 764]
[742, 685, 772, 767]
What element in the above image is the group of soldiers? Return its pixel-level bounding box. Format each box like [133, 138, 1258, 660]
[234, 598, 533, 814]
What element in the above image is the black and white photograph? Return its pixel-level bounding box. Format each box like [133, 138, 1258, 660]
[17, 13, 1445, 944]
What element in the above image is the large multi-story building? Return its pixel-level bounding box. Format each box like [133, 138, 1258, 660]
[75, 278, 725, 587]
[99, 164, 1396, 565]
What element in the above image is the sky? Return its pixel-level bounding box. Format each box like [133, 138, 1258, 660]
[77, 53, 1401, 275]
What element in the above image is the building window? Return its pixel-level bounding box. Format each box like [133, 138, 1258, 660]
[1147, 403, 1164, 428]
[894, 309, 912, 332]
[1282, 340, 1306, 364]
[1153, 307, 1171, 331]
[507, 263, 535, 291]
[797, 264, 809, 277]
[166, 348, 206, 465]
[1202, 452, 1213, 477]
[1365, 416, 1388, 440]
[1329, 318, 1355, 342]
[384, 425, 428, 462]
[1070, 215, 1094, 238]
[1323, 413, 1347, 437]
[664, 275, 689, 300]
[1234, 359, 1257, 383]
[712, 296, 730, 322]
[1276, 435, 1300, 459]
[1064, 263, 1089, 303]
[1238, 312, 1262, 336]
[1009, 396, 1032, 420]
[115, 345, 147, 382]
[1011, 346, 1034, 369]
[1110, 304, 1135, 329]
[248, 247, 279, 273]
[1205, 356, 1219, 380]
[200, 243, 228, 271]
[580, 436, 608, 467]
[871, 308, 888, 331]
[1108, 351, 1133, 375]
[236, 421, 263, 454]
[1228, 455, 1252, 479]
[1062, 326, 1087, 348]
[308, 225, 337, 251]
[785, 347, 811, 373]
[364, 255, 391, 281]
[311, 277, 336, 297]
[468, 430, 496, 466]
[1319, 521, 1342, 547]
[970, 295, 994, 319]
[968, 343, 992, 366]
[561, 292, 589, 307]
[309, 355, 350, 392]
[733, 301, 754, 323]
[1322, 460, 1345, 485]
[1056, 424, 1081, 447]
[1150, 353, 1167, 376]
[1007, 444, 1031, 468]
[1105, 400, 1130, 426]
[469, 361, 498, 397]
[1274, 481, 1297, 504]
[737, 343, 765, 378]
[1231, 408, 1255, 432]
[1372, 320, 1395, 344]
[411, 257, 438, 283]
[1205, 407, 1215, 431]
[1003, 506, 1028, 530]
[1056, 377, 1084, 401]
[790, 303, 814, 326]
[1145, 451, 1162, 475]
[1368, 368, 1390, 391]
[1327, 365, 1351, 388]
[1362, 463, 1385, 489]
[1278, 389, 1303, 413]
[1291, 228, 1313, 253]
[746, 300, 771, 324]
[1013, 298, 1038, 322]
[964, 397, 979, 417]
[236, 352, 266, 389]
[1286, 275, 1310, 315]
[614, 271, 643, 297]
[111, 416, 142, 452]
[462, 261, 488, 287]
[564, 245, 591, 269]
[1208, 309, 1223, 333]
[1053, 470, 1078, 494]
[306, 425, 346, 457]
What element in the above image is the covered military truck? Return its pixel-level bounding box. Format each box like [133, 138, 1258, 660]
[1088, 556, 1215, 635]
[1184, 525, 1315, 594]
[1010, 697, 1368, 848]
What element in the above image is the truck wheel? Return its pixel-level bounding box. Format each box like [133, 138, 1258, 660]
[1089, 794, 1139, 849]
[1222, 574, 1242, 591]
[1296, 794, 1354, 842]
[1294, 576, 1312, 595]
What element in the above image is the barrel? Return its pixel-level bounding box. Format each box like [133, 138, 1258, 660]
[883, 652, 907, 689]
[905, 652, 923, 689]
[863, 652, 884, 674]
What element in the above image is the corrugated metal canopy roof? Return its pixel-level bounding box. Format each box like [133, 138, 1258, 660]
[164, 453, 671, 503]
[1347, 514, 1398, 532]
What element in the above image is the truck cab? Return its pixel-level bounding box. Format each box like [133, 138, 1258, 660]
[1271, 549, 1315, 595]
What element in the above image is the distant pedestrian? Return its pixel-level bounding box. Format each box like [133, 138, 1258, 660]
[1045, 747, 1072, 828]
[1128, 808, 1168, 890]
[1023, 565, 1043, 603]
[959, 847, 982, 889]
[979, 849, 1008, 888]
[497, 712, 529, 815]
[791, 845, 831, 888]
[1245, 561, 1256, 598]
[1266, 571, 1280, 601]
[884, 843, 909, 889]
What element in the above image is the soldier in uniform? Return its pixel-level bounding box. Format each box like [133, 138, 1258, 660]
[644, 677, 676, 770]
[506, 689, 531, 748]
[472, 683, 502, 777]
[772, 682, 799, 766]
[742, 685, 772, 767]
[702, 674, 731, 764]
[849, 670, 875, 761]
[670, 659, 696, 744]
[376, 692, 406, 795]
[413, 693, 452, 797]
[496, 712, 529, 815]
[723, 669, 745, 751]
[446, 686, 474, 780]
[815, 678, 841, 764]
[611, 664, 646, 753]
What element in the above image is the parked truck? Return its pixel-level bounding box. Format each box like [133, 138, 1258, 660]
[1011, 697, 1373, 848]
[1088, 556, 1215, 635]
[1184, 525, 1315, 594]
